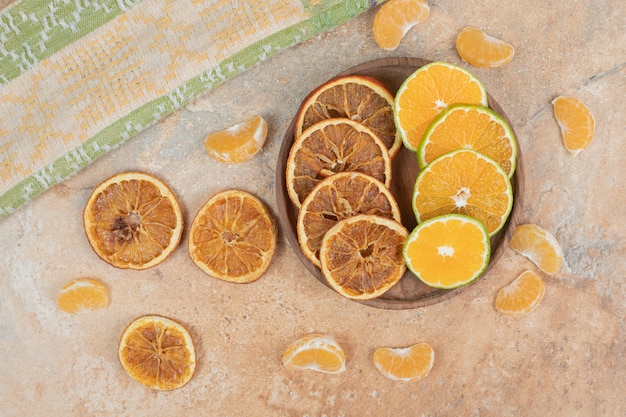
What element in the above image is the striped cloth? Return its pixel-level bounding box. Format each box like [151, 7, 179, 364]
[0, 0, 382, 219]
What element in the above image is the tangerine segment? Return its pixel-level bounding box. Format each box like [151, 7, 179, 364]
[282, 334, 346, 374]
[394, 61, 488, 151]
[404, 214, 490, 289]
[412, 149, 513, 236]
[372, 0, 430, 51]
[552, 96, 595, 156]
[83, 171, 184, 270]
[320, 215, 408, 300]
[509, 224, 563, 275]
[417, 104, 517, 178]
[495, 270, 545, 316]
[203, 115, 268, 163]
[188, 190, 277, 283]
[297, 172, 402, 268]
[286, 118, 392, 208]
[456, 26, 515, 68]
[56, 278, 110, 314]
[118, 315, 196, 391]
[295, 75, 402, 158]
[373, 342, 434, 382]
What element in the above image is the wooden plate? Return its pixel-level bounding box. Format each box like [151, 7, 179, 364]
[275, 57, 524, 310]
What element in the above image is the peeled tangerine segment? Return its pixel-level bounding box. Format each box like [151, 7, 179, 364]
[282, 334, 346, 374]
[373, 342, 434, 382]
[495, 270, 545, 316]
[456, 26, 515, 68]
[373, 0, 430, 51]
[509, 224, 563, 275]
[204, 115, 268, 163]
[552, 96, 595, 156]
[56, 278, 110, 314]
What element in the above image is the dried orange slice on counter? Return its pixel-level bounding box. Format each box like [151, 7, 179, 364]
[203, 115, 268, 163]
[373, 0, 430, 51]
[297, 172, 401, 268]
[83, 171, 183, 270]
[56, 278, 110, 314]
[282, 334, 346, 374]
[320, 214, 408, 300]
[394, 61, 488, 151]
[552, 96, 595, 156]
[509, 224, 563, 275]
[495, 270, 545, 316]
[295, 75, 402, 158]
[373, 342, 434, 382]
[118, 315, 196, 391]
[286, 118, 392, 208]
[188, 189, 277, 283]
[456, 26, 515, 68]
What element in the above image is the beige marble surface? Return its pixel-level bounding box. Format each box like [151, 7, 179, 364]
[1, 1, 625, 415]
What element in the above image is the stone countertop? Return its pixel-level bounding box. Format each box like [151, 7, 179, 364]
[1, 1, 625, 415]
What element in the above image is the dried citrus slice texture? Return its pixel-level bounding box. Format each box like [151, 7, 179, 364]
[118, 315, 196, 391]
[203, 115, 268, 163]
[83, 171, 183, 270]
[320, 214, 408, 300]
[456, 26, 515, 68]
[56, 278, 110, 314]
[188, 189, 277, 283]
[495, 270, 545, 316]
[412, 149, 513, 236]
[282, 334, 346, 374]
[404, 214, 490, 289]
[552, 96, 595, 156]
[372, 0, 430, 51]
[373, 342, 434, 382]
[295, 75, 402, 158]
[286, 118, 392, 208]
[394, 61, 488, 151]
[417, 104, 517, 178]
[509, 224, 563, 275]
[297, 172, 401, 268]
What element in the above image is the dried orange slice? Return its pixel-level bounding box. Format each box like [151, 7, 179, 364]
[394, 61, 488, 151]
[495, 270, 545, 316]
[412, 149, 513, 236]
[282, 334, 346, 374]
[118, 315, 196, 391]
[509, 224, 563, 275]
[552, 96, 595, 156]
[83, 171, 183, 270]
[320, 214, 408, 300]
[372, 0, 430, 51]
[286, 118, 392, 208]
[295, 75, 402, 158]
[373, 342, 434, 382]
[56, 278, 110, 314]
[417, 104, 517, 178]
[297, 172, 401, 268]
[456, 26, 515, 68]
[188, 189, 277, 283]
[203, 115, 268, 163]
[404, 214, 490, 289]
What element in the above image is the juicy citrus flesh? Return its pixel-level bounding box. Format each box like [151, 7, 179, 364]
[509, 224, 563, 275]
[552, 96, 595, 156]
[56, 278, 110, 314]
[373, 342, 434, 382]
[203, 115, 268, 163]
[83, 171, 184, 270]
[297, 172, 402, 268]
[456, 26, 515, 68]
[118, 315, 196, 391]
[282, 334, 346, 374]
[495, 270, 545, 316]
[417, 104, 517, 178]
[320, 214, 408, 300]
[189, 189, 277, 283]
[394, 61, 488, 151]
[404, 214, 490, 289]
[295, 75, 402, 158]
[412, 149, 513, 236]
[286, 118, 392, 208]
[372, 0, 430, 51]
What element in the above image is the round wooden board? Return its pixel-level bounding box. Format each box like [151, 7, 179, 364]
[275, 57, 524, 310]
